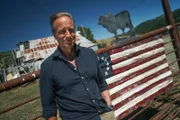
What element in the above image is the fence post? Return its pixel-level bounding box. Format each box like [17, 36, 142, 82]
[161, 0, 180, 69]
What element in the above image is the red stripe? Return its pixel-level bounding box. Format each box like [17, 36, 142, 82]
[113, 76, 172, 110]
[52, 44, 55, 47]
[110, 67, 170, 100]
[44, 45, 47, 49]
[113, 51, 165, 75]
[47, 45, 50, 49]
[26, 43, 57, 52]
[24, 50, 27, 54]
[31, 53, 34, 58]
[116, 82, 173, 120]
[40, 46, 43, 50]
[110, 37, 161, 55]
[108, 59, 167, 89]
[111, 43, 164, 64]
[50, 44, 53, 48]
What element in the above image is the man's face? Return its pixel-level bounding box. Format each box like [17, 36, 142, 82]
[53, 16, 76, 50]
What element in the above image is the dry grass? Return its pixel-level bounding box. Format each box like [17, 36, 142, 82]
[0, 80, 43, 120]
[96, 35, 129, 46]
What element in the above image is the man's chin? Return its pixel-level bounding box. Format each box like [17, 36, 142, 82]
[64, 43, 74, 49]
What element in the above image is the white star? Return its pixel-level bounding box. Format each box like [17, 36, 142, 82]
[105, 71, 108, 76]
[106, 67, 110, 71]
[106, 62, 109, 66]
[101, 56, 104, 60]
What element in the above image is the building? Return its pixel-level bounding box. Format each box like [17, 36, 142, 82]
[16, 31, 98, 72]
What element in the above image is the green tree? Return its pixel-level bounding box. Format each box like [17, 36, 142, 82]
[0, 51, 14, 68]
[97, 42, 107, 49]
[77, 26, 97, 43]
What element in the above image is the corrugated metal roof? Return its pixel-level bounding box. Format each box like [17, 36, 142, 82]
[16, 31, 98, 62]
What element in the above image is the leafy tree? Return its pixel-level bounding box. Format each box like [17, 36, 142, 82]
[77, 26, 97, 43]
[0, 51, 14, 68]
[97, 42, 107, 49]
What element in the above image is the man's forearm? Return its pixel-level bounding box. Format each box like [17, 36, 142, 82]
[101, 90, 112, 106]
[47, 116, 56, 120]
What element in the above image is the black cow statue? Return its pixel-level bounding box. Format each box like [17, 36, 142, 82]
[98, 10, 135, 42]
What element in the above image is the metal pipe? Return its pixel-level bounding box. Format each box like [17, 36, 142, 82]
[164, 39, 174, 44]
[172, 70, 180, 77]
[166, 49, 177, 55]
[161, 0, 180, 69]
[0, 96, 40, 115]
[159, 105, 177, 120]
[169, 59, 180, 65]
[149, 95, 180, 120]
[128, 101, 164, 120]
[175, 22, 180, 26]
[169, 108, 180, 120]
[0, 71, 40, 93]
[149, 103, 172, 120]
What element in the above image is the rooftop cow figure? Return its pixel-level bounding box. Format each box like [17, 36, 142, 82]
[98, 10, 135, 42]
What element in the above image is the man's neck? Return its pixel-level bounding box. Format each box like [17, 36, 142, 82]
[59, 46, 75, 61]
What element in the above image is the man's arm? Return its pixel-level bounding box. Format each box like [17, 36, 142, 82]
[101, 90, 112, 106]
[40, 62, 57, 119]
[91, 50, 113, 106]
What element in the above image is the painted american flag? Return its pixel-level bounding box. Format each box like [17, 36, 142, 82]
[97, 37, 173, 119]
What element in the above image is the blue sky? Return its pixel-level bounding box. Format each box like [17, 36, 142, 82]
[0, 0, 179, 52]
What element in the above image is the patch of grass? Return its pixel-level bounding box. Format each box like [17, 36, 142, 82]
[0, 99, 43, 120]
[0, 80, 43, 120]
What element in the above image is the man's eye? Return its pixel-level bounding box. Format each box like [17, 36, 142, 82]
[68, 29, 75, 34]
[58, 30, 66, 34]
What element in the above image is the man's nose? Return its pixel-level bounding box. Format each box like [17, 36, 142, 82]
[65, 29, 71, 37]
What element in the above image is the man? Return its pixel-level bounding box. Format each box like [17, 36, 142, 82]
[40, 12, 116, 120]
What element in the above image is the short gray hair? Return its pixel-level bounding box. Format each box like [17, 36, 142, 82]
[49, 12, 75, 34]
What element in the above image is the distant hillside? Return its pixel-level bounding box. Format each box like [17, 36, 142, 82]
[96, 35, 129, 46]
[135, 8, 180, 34]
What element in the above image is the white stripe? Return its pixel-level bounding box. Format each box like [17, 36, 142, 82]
[111, 38, 164, 61]
[112, 70, 172, 105]
[112, 47, 164, 70]
[106, 54, 166, 84]
[114, 78, 173, 117]
[109, 62, 169, 95]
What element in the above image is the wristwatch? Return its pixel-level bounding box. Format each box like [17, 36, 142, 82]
[108, 105, 114, 110]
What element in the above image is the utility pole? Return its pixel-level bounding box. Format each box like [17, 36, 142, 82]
[11, 49, 17, 67]
[81, 24, 87, 38]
